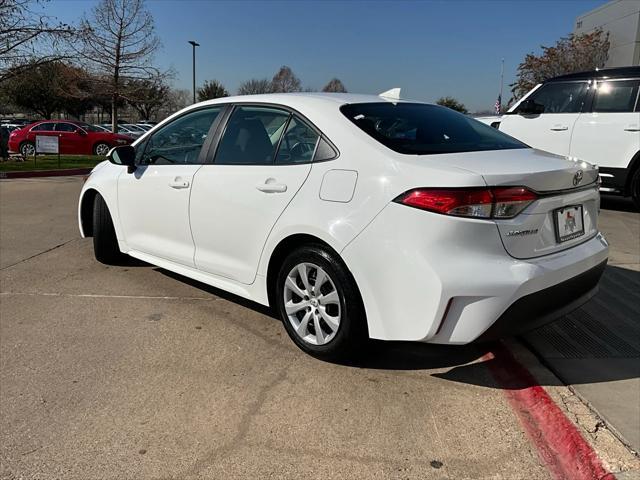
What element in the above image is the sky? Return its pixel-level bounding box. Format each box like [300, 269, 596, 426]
[46, 0, 606, 112]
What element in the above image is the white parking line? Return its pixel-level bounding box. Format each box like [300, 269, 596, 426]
[0, 291, 214, 301]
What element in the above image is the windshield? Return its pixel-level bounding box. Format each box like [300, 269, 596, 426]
[341, 102, 527, 155]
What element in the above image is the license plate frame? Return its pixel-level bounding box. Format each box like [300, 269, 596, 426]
[554, 205, 585, 243]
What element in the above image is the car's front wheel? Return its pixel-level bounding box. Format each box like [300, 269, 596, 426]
[93, 142, 111, 156]
[20, 141, 35, 157]
[92, 193, 125, 264]
[275, 245, 366, 360]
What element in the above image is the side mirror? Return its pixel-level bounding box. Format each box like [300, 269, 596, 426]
[516, 99, 545, 115]
[107, 145, 136, 173]
[76, 128, 87, 136]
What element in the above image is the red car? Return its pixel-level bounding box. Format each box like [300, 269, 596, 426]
[8, 120, 134, 157]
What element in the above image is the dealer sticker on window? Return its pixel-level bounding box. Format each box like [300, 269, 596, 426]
[554, 205, 584, 243]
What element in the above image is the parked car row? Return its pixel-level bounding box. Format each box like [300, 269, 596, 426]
[477, 66, 640, 207]
[8, 120, 134, 156]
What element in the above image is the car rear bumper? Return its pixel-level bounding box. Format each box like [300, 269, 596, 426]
[341, 202, 609, 344]
[476, 259, 606, 341]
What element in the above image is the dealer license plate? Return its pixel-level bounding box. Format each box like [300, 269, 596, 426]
[554, 205, 584, 243]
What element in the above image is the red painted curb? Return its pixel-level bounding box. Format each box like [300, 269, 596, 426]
[486, 343, 613, 480]
[0, 168, 92, 179]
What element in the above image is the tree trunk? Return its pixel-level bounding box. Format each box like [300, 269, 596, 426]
[111, 94, 118, 133]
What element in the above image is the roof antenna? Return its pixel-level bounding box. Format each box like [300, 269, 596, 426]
[379, 88, 402, 100]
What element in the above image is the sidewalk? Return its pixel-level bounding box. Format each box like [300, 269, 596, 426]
[524, 197, 640, 453]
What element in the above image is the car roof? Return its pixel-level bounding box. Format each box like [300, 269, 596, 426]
[548, 66, 640, 82]
[195, 92, 429, 111]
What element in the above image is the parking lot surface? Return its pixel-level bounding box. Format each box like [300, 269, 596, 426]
[0, 177, 637, 479]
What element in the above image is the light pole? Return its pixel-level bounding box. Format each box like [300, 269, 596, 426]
[188, 40, 200, 104]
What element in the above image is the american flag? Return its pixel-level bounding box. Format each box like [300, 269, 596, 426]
[494, 94, 502, 115]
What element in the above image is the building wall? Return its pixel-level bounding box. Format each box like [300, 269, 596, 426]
[574, 0, 640, 67]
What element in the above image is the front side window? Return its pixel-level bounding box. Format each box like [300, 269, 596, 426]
[31, 122, 55, 132]
[141, 107, 222, 165]
[55, 123, 77, 132]
[215, 106, 289, 165]
[341, 103, 526, 155]
[593, 80, 640, 112]
[275, 116, 319, 164]
[526, 82, 588, 113]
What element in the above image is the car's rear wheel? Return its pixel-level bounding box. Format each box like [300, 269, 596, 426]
[92, 193, 124, 264]
[630, 167, 640, 211]
[275, 245, 366, 360]
[20, 141, 35, 157]
[93, 142, 110, 156]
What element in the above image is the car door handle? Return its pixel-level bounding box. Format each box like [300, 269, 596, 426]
[624, 126, 640, 132]
[550, 125, 568, 131]
[256, 181, 287, 193]
[169, 178, 190, 189]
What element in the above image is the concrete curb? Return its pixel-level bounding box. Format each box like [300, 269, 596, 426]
[0, 168, 92, 179]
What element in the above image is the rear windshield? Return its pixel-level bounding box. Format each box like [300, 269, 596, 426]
[341, 102, 527, 155]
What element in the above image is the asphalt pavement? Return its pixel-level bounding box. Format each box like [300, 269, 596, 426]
[0, 177, 638, 479]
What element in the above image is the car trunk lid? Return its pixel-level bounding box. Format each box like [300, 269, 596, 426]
[413, 148, 601, 259]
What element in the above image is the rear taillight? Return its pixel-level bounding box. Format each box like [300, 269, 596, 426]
[395, 187, 537, 219]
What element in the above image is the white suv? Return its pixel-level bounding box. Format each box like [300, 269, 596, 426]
[497, 67, 640, 208]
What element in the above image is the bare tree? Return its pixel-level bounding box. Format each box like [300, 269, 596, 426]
[237, 78, 273, 95]
[270, 65, 301, 93]
[322, 78, 347, 93]
[0, 0, 75, 83]
[197, 79, 229, 101]
[167, 88, 191, 111]
[511, 29, 609, 100]
[77, 0, 161, 132]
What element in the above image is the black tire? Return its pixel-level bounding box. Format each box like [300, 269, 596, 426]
[20, 141, 35, 157]
[92, 193, 124, 264]
[630, 168, 640, 211]
[93, 142, 110, 156]
[275, 244, 367, 360]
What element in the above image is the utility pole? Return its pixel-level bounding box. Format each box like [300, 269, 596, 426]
[188, 40, 200, 104]
[499, 58, 504, 111]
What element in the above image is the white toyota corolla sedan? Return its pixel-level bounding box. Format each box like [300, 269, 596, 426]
[78, 92, 609, 358]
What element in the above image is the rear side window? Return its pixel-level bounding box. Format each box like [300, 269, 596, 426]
[275, 116, 319, 164]
[526, 82, 588, 113]
[55, 123, 77, 132]
[341, 103, 526, 155]
[215, 106, 289, 165]
[593, 80, 640, 112]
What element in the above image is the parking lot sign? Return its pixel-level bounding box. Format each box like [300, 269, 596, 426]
[35, 135, 61, 168]
[35, 135, 59, 154]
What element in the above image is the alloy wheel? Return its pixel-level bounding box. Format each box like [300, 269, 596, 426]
[283, 262, 341, 345]
[21, 143, 35, 156]
[95, 143, 110, 156]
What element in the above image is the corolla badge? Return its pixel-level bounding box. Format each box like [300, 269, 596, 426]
[573, 170, 583, 186]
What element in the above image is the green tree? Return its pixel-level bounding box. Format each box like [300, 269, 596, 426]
[511, 29, 609, 100]
[270, 65, 301, 93]
[197, 79, 229, 101]
[322, 78, 347, 93]
[436, 96, 468, 114]
[126, 77, 170, 120]
[2, 61, 88, 117]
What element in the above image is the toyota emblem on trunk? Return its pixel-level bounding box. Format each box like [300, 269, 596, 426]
[573, 170, 583, 186]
